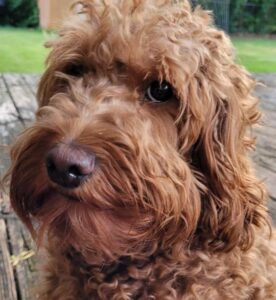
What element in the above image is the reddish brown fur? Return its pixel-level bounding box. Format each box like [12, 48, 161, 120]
[7, 0, 276, 299]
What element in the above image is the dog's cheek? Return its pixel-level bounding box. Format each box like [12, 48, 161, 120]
[122, 111, 202, 247]
[8, 123, 66, 223]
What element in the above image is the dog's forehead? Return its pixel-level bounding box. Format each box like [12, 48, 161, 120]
[46, 0, 214, 98]
[72, 0, 196, 70]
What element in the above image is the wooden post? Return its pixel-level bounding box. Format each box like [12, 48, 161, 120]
[38, 0, 75, 30]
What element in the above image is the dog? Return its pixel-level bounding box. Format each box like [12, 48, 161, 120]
[8, 0, 276, 299]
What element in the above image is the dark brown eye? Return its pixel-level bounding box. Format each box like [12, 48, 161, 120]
[65, 64, 86, 77]
[115, 60, 126, 71]
[146, 81, 173, 103]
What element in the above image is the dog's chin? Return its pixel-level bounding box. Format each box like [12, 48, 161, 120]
[29, 188, 74, 217]
[30, 187, 155, 263]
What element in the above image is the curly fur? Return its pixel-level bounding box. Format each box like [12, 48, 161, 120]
[7, 0, 276, 299]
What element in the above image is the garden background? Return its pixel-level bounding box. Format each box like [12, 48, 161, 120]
[0, 0, 276, 73]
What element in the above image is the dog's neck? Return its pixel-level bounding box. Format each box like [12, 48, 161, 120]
[65, 247, 187, 297]
[65, 246, 162, 276]
[42, 236, 272, 299]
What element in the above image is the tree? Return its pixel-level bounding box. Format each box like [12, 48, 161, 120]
[0, 0, 39, 28]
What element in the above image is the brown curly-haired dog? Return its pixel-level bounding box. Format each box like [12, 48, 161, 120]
[8, 0, 276, 299]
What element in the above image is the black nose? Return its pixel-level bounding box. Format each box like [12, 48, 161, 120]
[46, 144, 96, 188]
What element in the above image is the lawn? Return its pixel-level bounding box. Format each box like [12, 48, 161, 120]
[0, 27, 48, 73]
[0, 27, 276, 73]
[232, 37, 276, 73]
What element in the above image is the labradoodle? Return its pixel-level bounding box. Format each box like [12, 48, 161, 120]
[8, 0, 276, 299]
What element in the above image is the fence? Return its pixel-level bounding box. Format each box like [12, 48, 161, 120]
[230, 2, 276, 34]
[191, 0, 230, 32]
[38, 0, 74, 30]
[191, 1, 276, 34]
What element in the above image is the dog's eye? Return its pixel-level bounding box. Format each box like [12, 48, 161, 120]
[65, 64, 86, 77]
[146, 81, 173, 103]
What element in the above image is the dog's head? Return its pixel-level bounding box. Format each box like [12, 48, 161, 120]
[9, 0, 267, 262]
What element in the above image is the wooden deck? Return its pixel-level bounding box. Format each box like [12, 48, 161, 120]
[0, 74, 39, 300]
[0, 73, 276, 300]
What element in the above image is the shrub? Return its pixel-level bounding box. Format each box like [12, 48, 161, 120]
[230, 0, 276, 33]
[0, 0, 39, 28]
[192, 0, 276, 34]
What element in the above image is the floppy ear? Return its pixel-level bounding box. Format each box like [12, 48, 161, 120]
[193, 43, 269, 252]
[190, 67, 268, 252]
[173, 10, 269, 252]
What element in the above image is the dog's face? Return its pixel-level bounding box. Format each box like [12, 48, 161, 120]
[9, 0, 266, 262]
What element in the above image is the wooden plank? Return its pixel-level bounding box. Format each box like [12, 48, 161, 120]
[0, 193, 12, 217]
[0, 219, 17, 300]
[0, 74, 37, 298]
[2, 74, 37, 123]
[21, 74, 40, 97]
[7, 219, 37, 300]
[253, 81, 276, 203]
[253, 75, 276, 222]
[0, 73, 39, 299]
[0, 76, 24, 177]
[255, 74, 276, 88]
[0, 76, 21, 128]
[1, 73, 23, 86]
[0, 121, 25, 180]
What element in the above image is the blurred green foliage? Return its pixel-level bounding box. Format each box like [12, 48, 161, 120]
[230, 0, 276, 33]
[0, 0, 39, 28]
[194, 0, 276, 33]
[0, 0, 275, 32]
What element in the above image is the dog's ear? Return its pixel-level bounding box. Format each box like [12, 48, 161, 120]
[173, 14, 269, 251]
[189, 69, 268, 252]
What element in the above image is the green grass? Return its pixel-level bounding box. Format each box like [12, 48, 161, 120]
[232, 37, 276, 73]
[0, 27, 276, 73]
[0, 27, 48, 73]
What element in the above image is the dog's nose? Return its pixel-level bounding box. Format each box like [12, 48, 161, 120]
[46, 144, 96, 188]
